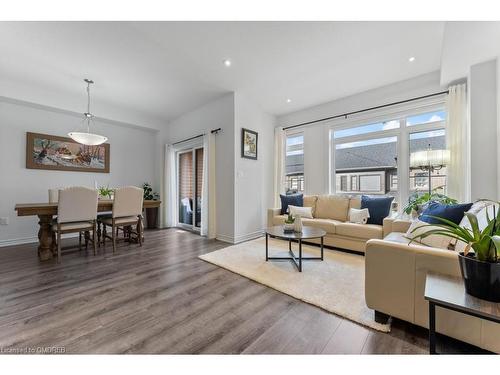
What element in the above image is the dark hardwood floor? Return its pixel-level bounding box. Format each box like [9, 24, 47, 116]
[0, 229, 485, 354]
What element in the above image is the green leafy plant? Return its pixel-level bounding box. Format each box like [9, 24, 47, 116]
[403, 191, 458, 215]
[409, 200, 500, 263]
[142, 182, 159, 200]
[98, 185, 114, 198]
[284, 213, 295, 224]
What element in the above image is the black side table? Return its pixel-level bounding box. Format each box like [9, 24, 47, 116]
[424, 273, 500, 354]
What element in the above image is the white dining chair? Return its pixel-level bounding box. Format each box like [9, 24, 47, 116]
[48, 188, 61, 203]
[53, 186, 99, 263]
[100, 186, 144, 253]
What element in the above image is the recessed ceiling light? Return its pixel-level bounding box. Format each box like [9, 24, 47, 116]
[223, 59, 232, 67]
[409, 56, 416, 62]
[286, 98, 292, 103]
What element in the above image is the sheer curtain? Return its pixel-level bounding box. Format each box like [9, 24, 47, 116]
[200, 133, 216, 238]
[273, 127, 285, 207]
[446, 84, 469, 202]
[164, 144, 177, 228]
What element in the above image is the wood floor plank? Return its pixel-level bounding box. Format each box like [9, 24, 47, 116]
[321, 319, 370, 354]
[0, 228, 484, 354]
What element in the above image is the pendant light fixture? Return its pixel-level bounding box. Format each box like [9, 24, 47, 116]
[68, 79, 108, 146]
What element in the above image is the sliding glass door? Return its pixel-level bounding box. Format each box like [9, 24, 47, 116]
[177, 146, 204, 231]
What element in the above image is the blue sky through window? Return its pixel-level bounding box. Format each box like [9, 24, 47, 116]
[334, 120, 399, 139]
[406, 110, 445, 126]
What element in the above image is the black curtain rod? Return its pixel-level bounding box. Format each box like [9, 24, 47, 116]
[283, 90, 449, 130]
[172, 128, 221, 145]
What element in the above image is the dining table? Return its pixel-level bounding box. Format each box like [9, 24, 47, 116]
[15, 199, 162, 261]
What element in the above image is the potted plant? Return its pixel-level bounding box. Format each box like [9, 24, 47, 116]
[284, 213, 295, 232]
[410, 200, 500, 302]
[98, 185, 114, 200]
[143, 182, 160, 229]
[403, 191, 457, 218]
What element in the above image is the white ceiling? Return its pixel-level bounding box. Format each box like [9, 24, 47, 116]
[0, 21, 445, 130]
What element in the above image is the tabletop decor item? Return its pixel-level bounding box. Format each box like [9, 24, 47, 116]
[294, 214, 303, 233]
[241, 128, 258, 160]
[410, 200, 500, 302]
[143, 182, 160, 229]
[98, 185, 114, 199]
[26, 132, 110, 173]
[284, 213, 295, 232]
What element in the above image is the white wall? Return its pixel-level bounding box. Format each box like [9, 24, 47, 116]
[469, 60, 498, 200]
[441, 22, 500, 200]
[441, 22, 500, 85]
[234, 92, 275, 242]
[158, 93, 236, 242]
[0, 98, 157, 246]
[277, 71, 444, 196]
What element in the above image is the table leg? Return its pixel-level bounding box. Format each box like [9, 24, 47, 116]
[136, 217, 145, 243]
[429, 301, 437, 354]
[265, 233, 268, 261]
[299, 239, 302, 272]
[321, 236, 324, 260]
[37, 214, 54, 261]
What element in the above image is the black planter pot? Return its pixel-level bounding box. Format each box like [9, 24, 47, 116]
[145, 207, 159, 229]
[458, 252, 500, 302]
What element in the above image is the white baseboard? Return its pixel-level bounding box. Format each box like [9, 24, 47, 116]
[233, 230, 265, 244]
[215, 234, 235, 243]
[0, 233, 79, 248]
[216, 230, 264, 244]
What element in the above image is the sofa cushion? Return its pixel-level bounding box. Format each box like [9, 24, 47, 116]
[303, 195, 318, 217]
[301, 218, 339, 234]
[361, 195, 394, 225]
[288, 205, 313, 219]
[272, 215, 338, 234]
[383, 232, 412, 245]
[315, 195, 350, 221]
[335, 222, 383, 240]
[420, 201, 473, 225]
[349, 196, 361, 210]
[405, 219, 452, 249]
[280, 193, 303, 215]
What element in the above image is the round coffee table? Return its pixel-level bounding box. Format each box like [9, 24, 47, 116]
[265, 225, 327, 272]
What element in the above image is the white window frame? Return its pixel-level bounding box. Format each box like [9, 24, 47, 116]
[328, 97, 446, 211]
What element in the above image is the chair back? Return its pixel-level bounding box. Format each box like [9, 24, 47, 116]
[112, 186, 144, 218]
[57, 187, 98, 223]
[48, 188, 60, 203]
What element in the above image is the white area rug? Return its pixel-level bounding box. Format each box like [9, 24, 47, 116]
[199, 237, 390, 332]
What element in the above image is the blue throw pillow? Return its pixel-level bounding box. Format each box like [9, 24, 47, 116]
[420, 201, 473, 225]
[280, 193, 303, 215]
[361, 195, 394, 225]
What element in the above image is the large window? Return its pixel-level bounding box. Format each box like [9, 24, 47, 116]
[335, 136, 398, 199]
[285, 133, 304, 193]
[331, 106, 446, 212]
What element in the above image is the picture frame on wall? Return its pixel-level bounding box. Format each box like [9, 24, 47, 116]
[241, 128, 258, 160]
[26, 132, 110, 173]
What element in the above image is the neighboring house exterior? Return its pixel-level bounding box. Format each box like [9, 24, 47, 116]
[284, 135, 446, 199]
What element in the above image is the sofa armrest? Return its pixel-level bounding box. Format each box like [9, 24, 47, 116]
[365, 239, 417, 323]
[365, 239, 461, 324]
[267, 208, 281, 228]
[382, 216, 412, 237]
